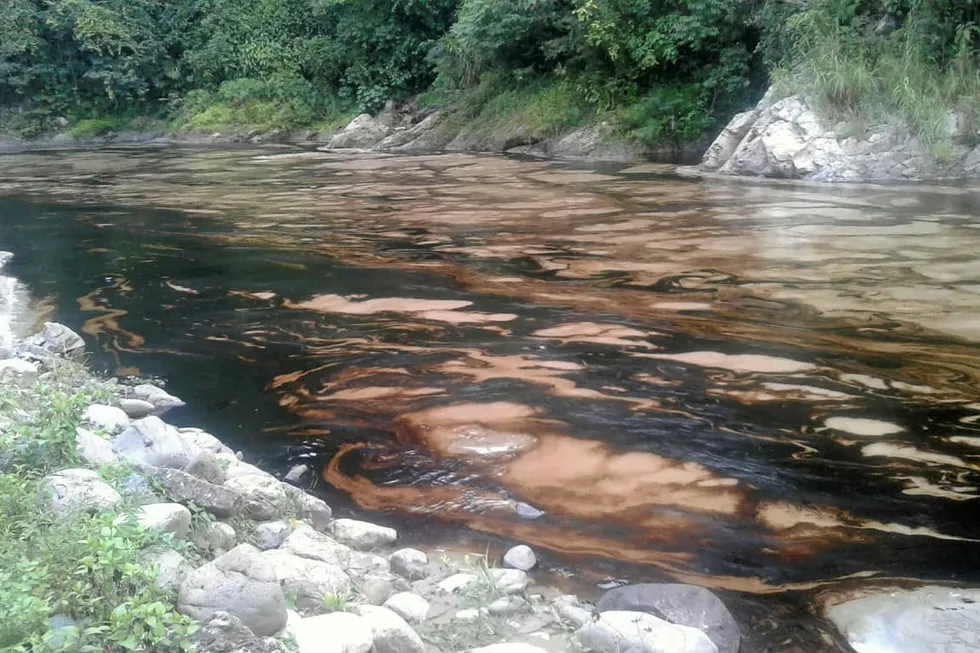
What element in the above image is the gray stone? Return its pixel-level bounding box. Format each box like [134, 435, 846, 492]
[220, 455, 276, 481]
[138, 502, 192, 540]
[327, 114, 389, 149]
[75, 426, 119, 466]
[576, 611, 718, 653]
[280, 523, 351, 567]
[194, 611, 287, 653]
[289, 489, 333, 531]
[225, 475, 292, 521]
[330, 518, 397, 550]
[558, 604, 593, 628]
[144, 467, 242, 518]
[826, 585, 980, 653]
[701, 110, 758, 170]
[254, 520, 293, 550]
[502, 545, 536, 571]
[362, 574, 399, 605]
[284, 464, 308, 483]
[353, 604, 424, 653]
[437, 573, 480, 594]
[0, 358, 38, 386]
[389, 548, 427, 580]
[290, 611, 374, 653]
[488, 596, 527, 616]
[130, 383, 186, 415]
[144, 548, 193, 591]
[193, 521, 238, 552]
[114, 416, 200, 469]
[118, 398, 156, 419]
[347, 551, 390, 580]
[82, 404, 129, 434]
[260, 549, 352, 615]
[383, 592, 429, 624]
[454, 608, 484, 622]
[490, 568, 529, 595]
[25, 322, 85, 359]
[185, 449, 227, 485]
[178, 544, 287, 637]
[597, 583, 739, 653]
[466, 646, 548, 653]
[40, 468, 122, 516]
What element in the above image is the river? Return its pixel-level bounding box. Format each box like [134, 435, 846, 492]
[2, 146, 980, 651]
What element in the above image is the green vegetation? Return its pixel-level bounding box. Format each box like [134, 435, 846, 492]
[1, 0, 979, 148]
[0, 361, 197, 652]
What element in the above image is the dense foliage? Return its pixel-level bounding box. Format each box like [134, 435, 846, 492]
[1, 0, 979, 146]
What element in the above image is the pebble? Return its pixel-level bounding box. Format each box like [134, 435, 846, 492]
[503, 545, 536, 571]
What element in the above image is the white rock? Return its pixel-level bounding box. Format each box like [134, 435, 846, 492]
[389, 548, 428, 579]
[466, 645, 548, 653]
[254, 520, 293, 550]
[284, 464, 308, 483]
[437, 573, 480, 594]
[261, 549, 352, 614]
[348, 551, 390, 578]
[558, 604, 593, 628]
[288, 489, 333, 531]
[827, 585, 980, 653]
[178, 427, 234, 455]
[144, 548, 192, 590]
[383, 592, 430, 624]
[281, 523, 351, 567]
[490, 568, 528, 595]
[137, 503, 192, 540]
[353, 605, 424, 653]
[114, 416, 201, 469]
[455, 608, 485, 622]
[488, 596, 527, 616]
[576, 610, 718, 653]
[326, 114, 389, 150]
[224, 475, 292, 521]
[218, 454, 277, 481]
[291, 612, 374, 653]
[502, 545, 536, 571]
[330, 519, 397, 550]
[361, 574, 399, 605]
[82, 404, 130, 434]
[131, 383, 185, 415]
[40, 468, 122, 516]
[0, 358, 37, 386]
[75, 426, 119, 466]
[193, 521, 237, 552]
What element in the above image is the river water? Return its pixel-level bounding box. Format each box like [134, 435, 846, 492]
[2, 146, 980, 651]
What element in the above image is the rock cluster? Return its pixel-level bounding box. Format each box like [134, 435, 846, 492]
[702, 90, 980, 181]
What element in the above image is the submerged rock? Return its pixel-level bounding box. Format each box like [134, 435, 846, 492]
[827, 585, 980, 653]
[597, 583, 740, 653]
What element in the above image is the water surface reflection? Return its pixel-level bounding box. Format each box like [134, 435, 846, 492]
[2, 147, 980, 651]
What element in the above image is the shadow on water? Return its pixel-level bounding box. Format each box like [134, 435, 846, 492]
[3, 146, 980, 651]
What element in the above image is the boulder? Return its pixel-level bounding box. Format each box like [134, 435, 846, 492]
[178, 544, 287, 637]
[597, 584, 739, 653]
[348, 551, 390, 580]
[179, 427, 234, 455]
[280, 522, 351, 568]
[353, 605, 424, 653]
[260, 549, 352, 615]
[184, 449, 227, 485]
[826, 585, 980, 653]
[289, 489, 333, 531]
[701, 110, 758, 171]
[75, 426, 119, 466]
[137, 502, 192, 540]
[118, 398, 156, 419]
[39, 468, 122, 516]
[327, 114, 389, 149]
[361, 573, 400, 605]
[25, 322, 84, 359]
[558, 603, 593, 628]
[82, 404, 130, 435]
[290, 612, 374, 653]
[225, 475, 292, 521]
[576, 611, 718, 653]
[194, 611, 287, 653]
[383, 592, 430, 624]
[144, 467, 242, 518]
[221, 455, 277, 481]
[254, 520, 293, 550]
[130, 383, 186, 415]
[193, 521, 238, 552]
[389, 548, 428, 580]
[330, 518, 397, 550]
[144, 548, 193, 591]
[114, 416, 200, 469]
[503, 545, 536, 571]
[0, 358, 38, 386]
[379, 112, 445, 152]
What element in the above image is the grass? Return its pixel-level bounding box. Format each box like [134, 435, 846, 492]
[774, 3, 980, 152]
[0, 360, 198, 651]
